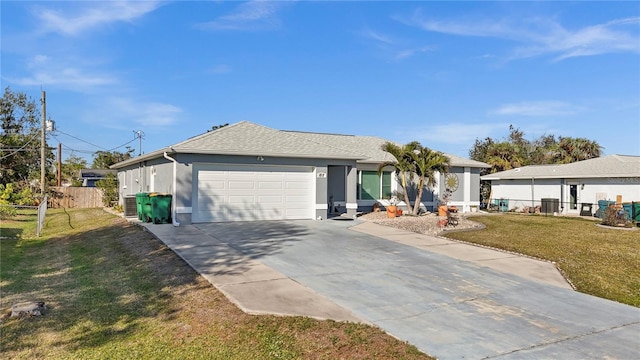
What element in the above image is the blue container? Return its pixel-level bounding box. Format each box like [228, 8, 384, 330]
[597, 200, 615, 219]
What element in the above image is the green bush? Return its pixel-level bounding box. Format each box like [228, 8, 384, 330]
[0, 183, 37, 206]
[0, 204, 17, 219]
[96, 173, 118, 207]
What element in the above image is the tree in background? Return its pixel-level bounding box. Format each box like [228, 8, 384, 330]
[92, 147, 134, 169]
[208, 123, 229, 132]
[61, 154, 88, 186]
[470, 125, 602, 206]
[470, 125, 602, 174]
[0, 87, 54, 196]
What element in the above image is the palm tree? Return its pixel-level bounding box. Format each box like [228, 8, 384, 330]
[486, 142, 524, 173]
[407, 147, 450, 214]
[557, 137, 601, 163]
[378, 141, 420, 214]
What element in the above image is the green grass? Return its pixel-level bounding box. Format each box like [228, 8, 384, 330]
[1, 208, 430, 359]
[444, 214, 640, 307]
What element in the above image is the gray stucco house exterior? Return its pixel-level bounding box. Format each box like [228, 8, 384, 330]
[481, 155, 640, 215]
[111, 121, 489, 225]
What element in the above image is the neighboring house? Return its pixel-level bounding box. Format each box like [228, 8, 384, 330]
[481, 155, 640, 215]
[111, 121, 489, 224]
[78, 169, 117, 187]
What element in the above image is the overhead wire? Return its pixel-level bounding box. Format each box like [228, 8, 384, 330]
[0, 130, 41, 160]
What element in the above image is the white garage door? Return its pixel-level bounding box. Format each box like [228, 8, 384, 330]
[193, 164, 314, 223]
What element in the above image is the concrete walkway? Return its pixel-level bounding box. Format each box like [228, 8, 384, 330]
[351, 221, 573, 290]
[138, 219, 640, 360]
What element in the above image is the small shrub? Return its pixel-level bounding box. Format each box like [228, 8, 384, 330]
[0, 204, 17, 219]
[96, 173, 118, 207]
[601, 206, 632, 227]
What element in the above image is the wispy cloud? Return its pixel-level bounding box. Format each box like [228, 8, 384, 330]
[491, 101, 584, 117]
[360, 27, 432, 60]
[404, 123, 507, 146]
[397, 10, 640, 61]
[197, 1, 290, 31]
[34, 1, 162, 36]
[6, 54, 118, 91]
[361, 28, 395, 45]
[107, 97, 183, 127]
[395, 46, 433, 60]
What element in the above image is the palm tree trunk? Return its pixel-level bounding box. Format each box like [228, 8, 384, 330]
[400, 172, 414, 214]
[413, 176, 425, 214]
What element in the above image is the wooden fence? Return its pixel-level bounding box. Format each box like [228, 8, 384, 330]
[48, 187, 104, 209]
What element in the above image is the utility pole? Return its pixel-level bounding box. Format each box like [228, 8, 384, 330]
[41, 91, 46, 196]
[134, 130, 145, 156]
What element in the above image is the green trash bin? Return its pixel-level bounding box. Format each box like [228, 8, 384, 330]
[149, 193, 172, 224]
[622, 203, 633, 221]
[633, 202, 640, 222]
[135, 192, 150, 221]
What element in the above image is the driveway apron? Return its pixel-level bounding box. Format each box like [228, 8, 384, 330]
[193, 219, 639, 360]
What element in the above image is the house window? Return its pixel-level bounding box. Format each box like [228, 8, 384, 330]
[359, 171, 392, 200]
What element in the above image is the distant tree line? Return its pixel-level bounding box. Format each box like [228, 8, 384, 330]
[469, 125, 602, 205]
[470, 125, 602, 175]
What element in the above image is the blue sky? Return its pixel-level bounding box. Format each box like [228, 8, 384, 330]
[2, 1, 639, 163]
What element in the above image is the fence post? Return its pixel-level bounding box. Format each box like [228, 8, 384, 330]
[37, 195, 48, 237]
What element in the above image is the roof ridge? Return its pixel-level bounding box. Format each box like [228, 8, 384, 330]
[171, 120, 249, 148]
[283, 129, 368, 158]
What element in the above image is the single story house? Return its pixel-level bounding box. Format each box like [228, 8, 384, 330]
[78, 169, 117, 187]
[111, 121, 490, 224]
[481, 154, 640, 215]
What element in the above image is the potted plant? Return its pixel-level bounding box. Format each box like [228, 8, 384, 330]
[438, 190, 451, 217]
[386, 196, 399, 218]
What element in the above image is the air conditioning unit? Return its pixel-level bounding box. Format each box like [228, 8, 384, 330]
[123, 195, 137, 217]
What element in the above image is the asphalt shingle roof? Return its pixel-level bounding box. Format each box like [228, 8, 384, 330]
[481, 155, 640, 180]
[170, 121, 365, 159]
[111, 121, 490, 169]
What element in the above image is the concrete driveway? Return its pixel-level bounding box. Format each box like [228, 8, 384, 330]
[145, 219, 640, 359]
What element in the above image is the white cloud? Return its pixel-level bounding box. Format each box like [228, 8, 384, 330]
[395, 46, 433, 60]
[398, 10, 640, 61]
[34, 1, 162, 36]
[6, 55, 118, 91]
[197, 1, 290, 31]
[399, 123, 506, 147]
[491, 101, 584, 117]
[108, 98, 183, 127]
[361, 28, 395, 45]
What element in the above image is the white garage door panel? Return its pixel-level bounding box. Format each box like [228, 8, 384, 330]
[193, 165, 314, 222]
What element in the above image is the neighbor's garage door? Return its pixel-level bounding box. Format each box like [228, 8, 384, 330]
[192, 164, 314, 223]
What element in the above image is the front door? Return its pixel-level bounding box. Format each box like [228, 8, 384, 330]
[568, 182, 579, 214]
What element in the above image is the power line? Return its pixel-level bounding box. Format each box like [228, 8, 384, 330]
[53, 128, 142, 153]
[0, 131, 41, 160]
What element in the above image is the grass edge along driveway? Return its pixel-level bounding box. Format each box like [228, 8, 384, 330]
[444, 214, 639, 308]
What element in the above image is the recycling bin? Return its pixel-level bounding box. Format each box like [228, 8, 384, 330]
[149, 193, 172, 224]
[136, 192, 151, 221]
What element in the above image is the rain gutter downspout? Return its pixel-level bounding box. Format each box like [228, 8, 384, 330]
[163, 151, 180, 227]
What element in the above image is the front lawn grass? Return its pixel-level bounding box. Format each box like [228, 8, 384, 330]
[1, 208, 430, 360]
[444, 214, 640, 307]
